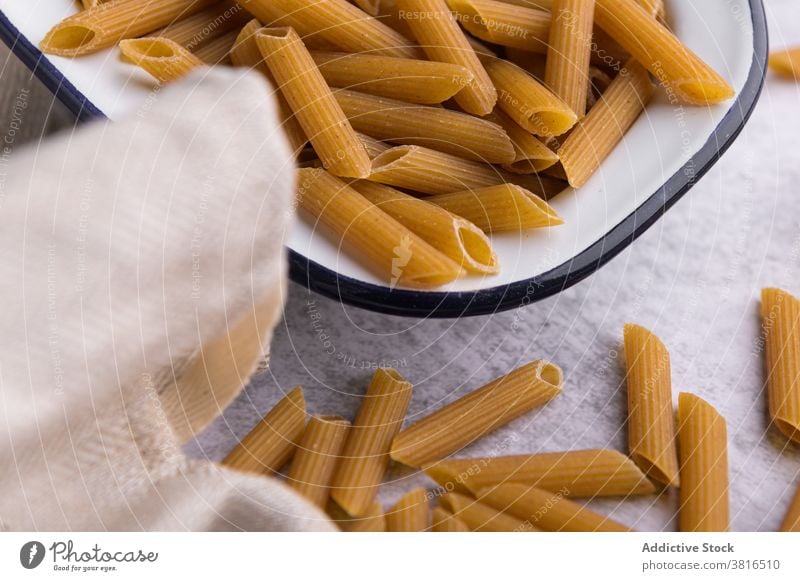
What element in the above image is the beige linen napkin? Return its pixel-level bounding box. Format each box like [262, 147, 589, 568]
[0, 67, 335, 531]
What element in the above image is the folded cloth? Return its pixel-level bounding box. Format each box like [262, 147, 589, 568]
[0, 67, 335, 531]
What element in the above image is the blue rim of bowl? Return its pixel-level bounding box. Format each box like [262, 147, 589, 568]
[1, 1, 767, 318]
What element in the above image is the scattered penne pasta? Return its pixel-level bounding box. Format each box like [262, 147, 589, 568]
[287, 415, 351, 507]
[193, 28, 238, 63]
[447, 0, 550, 53]
[440, 492, 534, 532]
[488, 110, 559, 173]
[386, 488, 431, 531]
[154, 1, 248, 50]
[431, 507, 470, 532]
[119, 37, 204, 83]
[769, 48, 800, 79]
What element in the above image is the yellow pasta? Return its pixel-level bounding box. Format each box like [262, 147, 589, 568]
[396, 0, 497, 115]
[677, 393, 729, 532]
[287, 415, 351, 507]
[425, 184, 562, 233]
[330, 368, 414, 516]
[544, 0, 595, 118]
[222, 386, 307, 475]
[431, 507, 470, 532]
[333, 89, 515, 164]
[311, 51, 474, 104]
[489, 110, 559, 174]
[769, 48, 800, 80]
[447, 0, 550, 53]
[155, 1, 247, 50]
[761, 288, 800, 442]
[386, 488, 430, 531]
[478, 484, 633, 531]
[594, 0, 734, 105]
[391, 359, 563, 467]
[623, 323, 680, 487]
[440, 492, 533, 531]
[558, 59, 653, 188]
[81, 0, 104, 9]
[354, 0, 381, 16]
[119, 37, 204, 83]
[343, 502, 387, 532]
[780, 483, 800, 532]
[350, 181, 500, 274]
[297, 169, 463, 288]
[487, 59, 578, 137]
[634, 0, 664, 18]
[193, 29, 238, 63]
[356, 133, 390, 159]
[41, 0, 216, 56]
[424, 448, 656, 497]
[506, 47, 546, 80]
[256, 27, 371, 179]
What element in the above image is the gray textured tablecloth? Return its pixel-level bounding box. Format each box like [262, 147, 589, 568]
[2, 0, 799, 531]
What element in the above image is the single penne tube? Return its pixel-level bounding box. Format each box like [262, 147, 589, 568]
[154, 1, 248, 50]
[424, 448, 657, 497]
[330, 368, 414, 516]
[761, 288, 800, 442]
[544, 0, 595, 118]
[558, 59, 654, 188]
[350, 181, 500, 274]
[333, 89, 514, 164]
[311, 51, 474, 104]
[119, 37, 205, 83]
[256, 27, 371, 179]
[440, 492, 534, 531]
[222, 386, 307, 475]
[356, 133, 390, 159]
[623, 323, 680, 487]
[478, 484, 633, 531]
[447, 0, 550, 53]
[431, 507, 470, 532]
[391, 359, 563, 467]
[488, 110, 559, 174]
[594, 0, 734, 104]
[193, 29, 239, 63]
[635, 0, 664, 18]
[506, 47, 546, 80]
[343, 502, 387, 532]
[386, 488, 430, 531]
[40, 0, 217, 56]
[769, 48, 800, 80]
[425, 184, 563, 233]
[287, 415, 351, 507]
[487, 59, 578, 137]
[396, 0, 497, 115]
[297, 169, 463, 288]
[780, 483, 800, 532]
[677, 393, 729, 532]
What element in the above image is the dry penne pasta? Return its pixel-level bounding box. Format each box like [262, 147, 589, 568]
[761, 288, 800, 442]
[287, 415, 351, 507]
[594, 0, 734, 104]
[478, 484, 633, 531]
[391, 359, 563, 467]
[356, 133, 390, 158]
[311, 51, 474, 104]
[154, 1, 247, 50]
[505, 47, 546, 80]
[193, 29, 238, 63]
[354, 0, 381, 16]
[81, 0, 104, 9]
[343, 502, 387, 532]
[386, 488, 430, 531]
[119, 37, 204, 83]
[487, 59, 578, 137]
[623, 323, 680, 487]
[558, 59, 653, 188]
[331, 368, 413, 516]
[297, 169, 463, 288]
[440, 492, 534, 531]
[222, 386, 307, 475]
[677, 393, 729, 532]
[489, 110, 559, 173]
[41, 0, 217, 56]
[256, 27, 371, 179]
[780, 483, 800, 532]
[431, 507, 470, 531]
[544, 0, 595, 118]
[424, 448, 656, 497]
[447, 0, 550, 53]
[396, 0, 497, 115]
[769, 48, 800, 80]
[333, 89, 515, 163]
[425, 184, 563, 233]
[350, 181, 500, 274]
[634, 0, 664, 18]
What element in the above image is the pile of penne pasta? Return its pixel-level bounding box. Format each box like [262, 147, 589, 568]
[216, 287, 800, 532]
[42, 0, 735, 289]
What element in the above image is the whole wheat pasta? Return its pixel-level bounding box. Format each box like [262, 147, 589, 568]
[40, 0, 217, 57]
[194, 29, 239, 63]
[769, 48, 800, 80]
[222, 386, 307, 475]
[350, 181, 500, 274]
[287, 415, 351, 507]
[81, 0, 104, 9]
[466, 35, 498, 64]
[386, 488, 430, 531]
[155, 1, 248, 50]
[344, 502, 387, 532]
[431, 507, 470, 531]
[119, 37, 204, 83]
[333, 89, 515, 163]
[488, 110, 559, 174]
[761, 288, 800, 442]
[558, 59, 653, 188]
[396, 0, 497, 115]
[330, 368, 414, 516]
[677, 393, 729, 532]
[424, 448, 656, 497]
[587, 65, 613, 109]
[354, 0, 381, 16]
[357, 133, 391, 158]
[623, 323, 680, 487]
[544, 0, 595, 118]
[256, 27, 371, 179]
[780, 483, 800, 532]
[439, 492, 534, 531]
[311, 51, 474, 104]
[478, 484, 633, 531]
[594, 0, 734, 105]
[391, 359, 563, 467]
[297, 169, 462, 287]
[505, 47, 546, 80]
[487, 59, 578, 137]
[425, 184, 562, 233]
[447, 0, 550, 53]
[634, 0, 664, 18]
